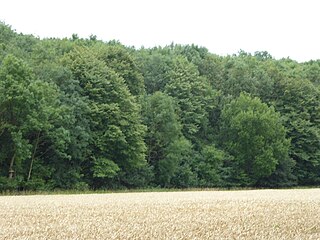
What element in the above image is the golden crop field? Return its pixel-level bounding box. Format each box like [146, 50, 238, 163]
[1, 189, 320, 239]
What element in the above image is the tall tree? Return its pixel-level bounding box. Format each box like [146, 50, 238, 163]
[142, 91, 193, 186]
[0, 55, 36, 180]
[274, 78, 320, 185]
[220, 93, 293, 185]
[0, 55, 65, 190]
[64, 47, 147, 188]
[165, 56, 217, 145]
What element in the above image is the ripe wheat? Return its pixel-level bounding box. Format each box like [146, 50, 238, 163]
[0, 189, 320, 239]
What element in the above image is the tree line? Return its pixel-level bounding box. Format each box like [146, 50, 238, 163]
[1, 22, 320, 191]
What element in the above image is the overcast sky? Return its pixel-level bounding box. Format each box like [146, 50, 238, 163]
[1, 0, 319, 62]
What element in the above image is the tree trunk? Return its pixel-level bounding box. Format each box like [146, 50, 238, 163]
[27, 131, 40, 181]
[8, 153, 16, 179]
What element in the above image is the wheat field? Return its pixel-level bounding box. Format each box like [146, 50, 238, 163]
[0, 189, 320, 239]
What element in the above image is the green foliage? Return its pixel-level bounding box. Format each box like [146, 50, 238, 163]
[1, 24, 320, 190]
[0, 22, 16, 45]
[274, 78, 320, 184]
[137, 49, 174, 94]
[161, 138, 194, 187]
[165, 56, 217, 143]
[92, 157, 120, 178]
[0, 54, 68, 189]
[0, 55, 36, 178]
[220, 93, 292, 186]
[195, 145, 225, 187]
[64, 46, 146, 188]
[93, 43, 145, 96]
[142, 92, 191, 187]
[218, 54, 276, 103]
[303, 60, 320, 85]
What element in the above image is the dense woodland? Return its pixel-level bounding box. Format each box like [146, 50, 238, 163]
[1, 22, 320, 191]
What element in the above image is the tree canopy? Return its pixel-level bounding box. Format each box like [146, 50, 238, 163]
[1, 22, 319, 190]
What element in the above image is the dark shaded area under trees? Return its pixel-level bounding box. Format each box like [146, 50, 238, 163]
[1, 22, 320, 191]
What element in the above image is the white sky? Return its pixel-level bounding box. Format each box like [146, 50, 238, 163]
[1, 0, 320, 62]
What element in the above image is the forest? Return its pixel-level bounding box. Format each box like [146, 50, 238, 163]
[0, 22, 320, 191]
